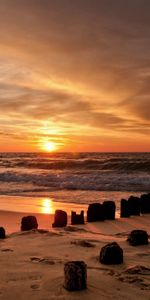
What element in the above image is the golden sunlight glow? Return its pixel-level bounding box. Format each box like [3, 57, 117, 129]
[42, 141, 57, 152]
[41, 198, 53, 214]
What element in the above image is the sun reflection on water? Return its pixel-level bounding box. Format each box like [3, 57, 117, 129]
[41, 198, 53, 214]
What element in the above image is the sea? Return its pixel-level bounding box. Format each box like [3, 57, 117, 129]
[0, 152, 149, 216]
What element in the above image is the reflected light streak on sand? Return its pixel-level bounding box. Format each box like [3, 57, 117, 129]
[41, 198, 54, 214]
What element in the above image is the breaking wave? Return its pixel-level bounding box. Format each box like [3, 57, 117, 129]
[0, 152, 149, 195]
[0, 152, 150, 172]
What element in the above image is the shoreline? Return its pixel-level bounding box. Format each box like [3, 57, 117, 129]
[0, 194, 88, 217]
[0, 192, 149, 233]
[0, 208, 150, 235]
[0, 191, 145, 218]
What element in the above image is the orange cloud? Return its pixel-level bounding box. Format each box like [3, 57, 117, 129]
[0, 0, 150, 151]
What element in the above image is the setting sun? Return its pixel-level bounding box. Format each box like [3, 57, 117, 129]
[42, 141, 57, 152]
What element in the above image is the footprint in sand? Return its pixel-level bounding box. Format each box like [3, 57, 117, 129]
[30, 283, 40, 290]
[116, 265, 150, 290]
[63, 226, 87, 233]
[118, 275, 150, 290]
[71, 239, 96, 248]
[30, 256, 66, 265]
[30, 257, 55, 265]
[88, 265, 115, 276]
[124, 265, 150, 275]
[1, 248, 14, 252]
[114, 232, 129, 237]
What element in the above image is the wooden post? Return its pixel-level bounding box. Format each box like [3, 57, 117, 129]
[64, 261, 87, 291]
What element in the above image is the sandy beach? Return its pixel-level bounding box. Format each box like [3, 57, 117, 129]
[0, 0, 150, 298]
[0, 209, 149, 300]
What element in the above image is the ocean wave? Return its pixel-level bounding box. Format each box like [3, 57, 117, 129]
[0, 156, 150, 172]
[0, 169, 149, 193]
[0, 153, 149, 195]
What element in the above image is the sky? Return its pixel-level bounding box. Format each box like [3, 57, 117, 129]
[0, 0, 150, 152]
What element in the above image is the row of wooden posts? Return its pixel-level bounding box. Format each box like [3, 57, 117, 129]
[7, 192, 150, 231]
[52, 193, 150, 227]
[0, 193, 149, 235]
[1, 191, 148, 234]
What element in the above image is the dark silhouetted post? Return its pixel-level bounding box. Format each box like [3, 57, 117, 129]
[100, 242, 123, 264]
[64, 261, 87, 291]
[140, 193, 150, 214]
[128, 196, 140, 216]
[21, 216, 38, 231]
[0, 227, 6, 239]
[127, 230, 149, 246]
[71, 210, 84, 225]
[120, 199, 130, 218]
[87, 203, 104, 222]
[52, 210, 67, 227]
[103, 201, 116, 220]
